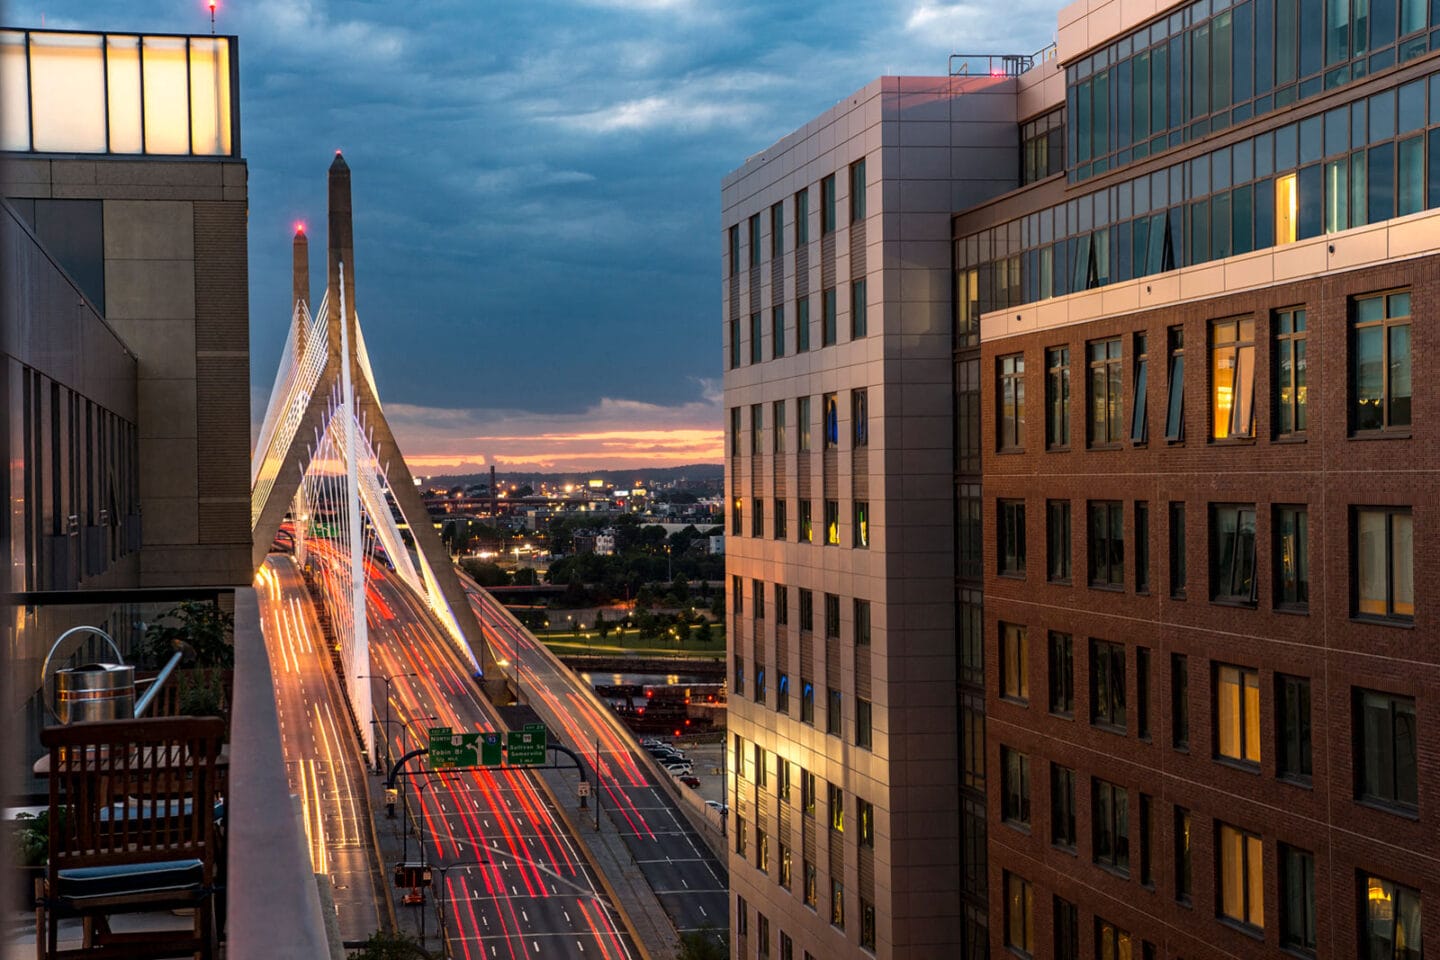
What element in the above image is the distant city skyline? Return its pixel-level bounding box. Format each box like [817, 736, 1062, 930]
[8, 0, 1056, 470]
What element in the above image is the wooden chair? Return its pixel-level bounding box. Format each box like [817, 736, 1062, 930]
[35, 716, 226, 960]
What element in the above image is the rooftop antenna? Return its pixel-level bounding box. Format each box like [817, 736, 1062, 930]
[209, 0, 216, 34]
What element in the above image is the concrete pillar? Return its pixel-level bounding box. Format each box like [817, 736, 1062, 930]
[325, 151, 354, 371]
[292, 225, 309, 361]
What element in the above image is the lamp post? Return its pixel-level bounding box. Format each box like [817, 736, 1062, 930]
[357, 672, 417, 773]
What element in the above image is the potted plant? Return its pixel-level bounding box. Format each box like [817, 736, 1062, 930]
[10, 810, 55, 910]
[143, 600, 235, 726]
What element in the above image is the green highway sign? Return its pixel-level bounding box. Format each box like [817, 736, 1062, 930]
[506, 727, 547, 765]
[480, 732, 503, 767]
[427, 726, 480, 769]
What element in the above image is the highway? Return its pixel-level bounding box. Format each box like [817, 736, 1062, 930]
[464, 582, 730, 946]
[349, 547, 639, 960]
[254, 554, 386, 944]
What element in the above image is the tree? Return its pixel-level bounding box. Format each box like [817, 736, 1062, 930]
[595, 609, 610, 640]
[512, 566, 538, 586]
[676, 926, 727, 960]
[671, 575, 691, 602]
[459, 559, 508, 587]
[347, 930, 430, 959]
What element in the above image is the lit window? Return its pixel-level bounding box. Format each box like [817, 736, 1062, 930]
[1355, 507, 1414, 620]
[1005, 872, 1035, 956]
[1001, 623, 1028, 702]
[1216, 664, 1261, 765]
[1211, 318, 1256, 439]
[823, 393, 839, 449]
[1363, 874, 1423, 960]
[1275, 172, 1298, 244]
[1218, 823, 1264, 930]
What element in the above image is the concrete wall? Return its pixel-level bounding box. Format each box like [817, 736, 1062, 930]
[2, 156, 252, 588]
[720, 76, 1020, 960]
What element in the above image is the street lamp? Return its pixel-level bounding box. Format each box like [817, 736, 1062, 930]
[357, 672, 418, 774]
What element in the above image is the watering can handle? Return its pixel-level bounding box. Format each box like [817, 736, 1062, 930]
[40, 625, 125, 723]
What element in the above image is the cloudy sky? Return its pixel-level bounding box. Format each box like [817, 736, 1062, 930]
[14, 0, 1055, 472]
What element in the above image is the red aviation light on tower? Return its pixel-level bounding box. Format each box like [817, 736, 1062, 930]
[294, 221, 306, 235]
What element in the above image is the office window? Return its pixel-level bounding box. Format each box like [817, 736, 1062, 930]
[749, 213, 761, 267]
[1217, 664, 1262, 765]
[737, 893, 748, 935]
[1218, 823, 1265, 930]
[779, 931, 792, 960]
[1049, 631, 1074, 716]
[1001, 623, 1028, 702]
[795, 187, 809, 244]
[1132, 332, 1149, 442]
[1046, 345, 1071, 448]
[1088, 500, 1125, 588]
[804, 860, 816, 908]
[777, 672, 790, 714]
[728, 224, 740, 275]
[778, 843, 792, 888]
[851, 278, 867, 338]
[1138, 794, 1154, 887]
[1211, 318, 1257, 439]
[823, 392, 839, 449]
[1275, 307, 1308, 436]
[1000, 354, 1026, 450]
[1278, 674, 1313, 781]
[1002, 747, 1031, 827]
[797, 395, 811, 452]
[1362, 874, 1422, 960]
[1136, 647, 1151, 740]
[1096, 919, 1131, 960]
[1135, 501, 1151, 593]
[1211, 504, 1258, 604]
[1355, 507, 1414, 621]
[1280, 845, 1316, 952]
[959, 484, 982, 579]
[750, 313, 764, 364]
[776, 584, 789, 623]
[770, 201, 784, 258]
[1051, 763, 1077, 849]
[856, 698, 872, 749]
[750, 403, 764, 456]
[1165, 326, 1185, 441]
[736, 815, 747, 856]
[798, 500, 813, 543]
[959, 589, 983, 686]
[799, 589, 813, 631]
[754, 745, 767, 790]
[1055, 897, 1079, 960]
[729, 317, 740, 369]
[824, 500, 839, 545]
[1047, 500, 1072, 582]
[1175, 807, 1193, 904]
[962, 701, 986, 790]
[772, 306, 785, 360]
[830, 878, 844, 929]
[860, 898, 876, 951]
[822, 287, 837, 346]
[857, 797, 874, 847]
[1356, 689, 1418, 810]
[828, 782, 844, 832]
[801, 768, 816, 816]
[774, 499, 788, 540]
[796, 297, 810, 353]
[853, 501, 868, 547]
[1172, 654, 1190, 750]
[1006, 872, 1035, 956]
[849, 158, 866, 222]
[770, 398, 786, 455]
[1275, 505, 1310, 609]
[852, 389, 868, 447]
[733, 655, 745, 695]
[729, 406, 742, 457]
[800, 677, 814, 724]
[1275, 171, 1298, 244]
[962, 799, 987, 899]
[1091, 639, 1126, 732]
[1088, 338, 1123, 445]
[1352, 291, 1411, 433]
[821, 173, 836, 234]
[757, 913, 770, 955]
[752, 499, 765, 538]
[757, 829, 769, 873]
[732, 497, 743, 536]
[854, 599, 870, 645]
[1169, 501, 1187, 598]
[1093, 779, 1129, 872]
[732, 574, 743, 615]
[826, 687, 842, 736]
[753, 579, 765, 621]
[999, 499, 1026, 577]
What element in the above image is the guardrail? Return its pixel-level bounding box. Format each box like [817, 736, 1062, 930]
[948, 43, 1058, 78]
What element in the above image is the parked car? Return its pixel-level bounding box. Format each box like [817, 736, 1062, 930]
[661, 760, 694, 775]
[705, 799, 729, 815]
[677, 774, 701, 789]
[647, 746, 685, 761]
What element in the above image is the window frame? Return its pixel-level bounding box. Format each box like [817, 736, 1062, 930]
[1092, 779, 1130, 875]
[1005, 871, 1036, 957]
[1210, 503, 1258, 605]
[1217, 822, 1265, 932]
[1215, 663, 1262, 767]
[999, 499, 1027, 577]
[1046, 345, 1071, 449]
[1277, 673, 1313, 783]
[1350, 290, 1412, 436]
[1001, 746, 1031, 829]
[1210, 317, 1257, 441]
[1274, 306, 1308, 438]
[1354, 688, 1418, 813]
[999, 353, 1027, 451]
[1049, 631, 1074, 717]
[1088, 338, 1125, 447]
[1091, 639, 1127, 733]
[1361, 873, 1423, 960]
[1165, 325, 1186, 443]
[1047, 499, 1072, 583]
[1001, 622, 1029, 703]
[1353, 506, 1414, 622]
[1088, 500, 1125, 588]
[1274, 504, 1310, 611]
[1050, 762, 1077, 850]
[1280, 844, 1317, 953]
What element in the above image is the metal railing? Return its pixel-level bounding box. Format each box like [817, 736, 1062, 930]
[948, 43, 1059, 78]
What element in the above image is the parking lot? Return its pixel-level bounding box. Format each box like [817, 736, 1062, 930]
[644, 738, 726, 809]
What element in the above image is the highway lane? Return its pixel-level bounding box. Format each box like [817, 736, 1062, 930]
[350, 550, 637, 960]
[255, 554, 385, 944]
[463, 583, 730, 944]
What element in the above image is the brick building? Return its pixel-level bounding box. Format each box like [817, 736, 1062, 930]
[957, 0, 1440, 956]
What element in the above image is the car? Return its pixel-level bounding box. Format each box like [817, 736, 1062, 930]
[705, 799, 729, 815]
[639, 737, 667, 747]
[661, 760, 694, 775]
[647, 746, 685, 761]
[677, 775, 701, 789]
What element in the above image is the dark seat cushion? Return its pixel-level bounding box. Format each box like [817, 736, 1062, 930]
[55, 859, 206, 906]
